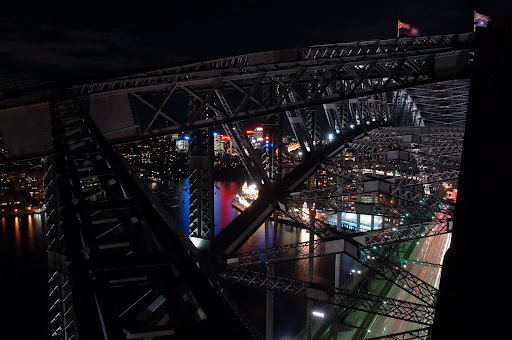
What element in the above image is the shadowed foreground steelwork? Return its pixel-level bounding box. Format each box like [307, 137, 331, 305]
[0, 16, 508, 339]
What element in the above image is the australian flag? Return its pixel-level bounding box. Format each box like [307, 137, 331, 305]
[474, 11, 491, 29]
[398, 20, 420, 37]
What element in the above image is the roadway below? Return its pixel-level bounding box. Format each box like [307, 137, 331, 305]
[297, 212, 451, 339]
[361, 215, 450, 338]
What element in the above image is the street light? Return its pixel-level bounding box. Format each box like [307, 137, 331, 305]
[312, 311, 325, 318]
[351, 269, 362, 287]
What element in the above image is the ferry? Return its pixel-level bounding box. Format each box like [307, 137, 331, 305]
[232, 182, 259, 211]
[231, 182, 304, 226]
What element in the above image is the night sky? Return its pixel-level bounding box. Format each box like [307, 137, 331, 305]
[1, 1, 510, 90]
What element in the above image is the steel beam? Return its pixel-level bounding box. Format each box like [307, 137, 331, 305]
[228, 217, 452, 269]
[220, 267, 435, 325]
[45, 90, 258, 339]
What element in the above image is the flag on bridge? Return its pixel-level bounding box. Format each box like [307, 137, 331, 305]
[397, 20, 420, 38]
[474, 11, 491, 31]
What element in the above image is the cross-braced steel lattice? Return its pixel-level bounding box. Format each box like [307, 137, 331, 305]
[0, 30, 480, 340]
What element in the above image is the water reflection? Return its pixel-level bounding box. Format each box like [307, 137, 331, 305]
[28, 214, 35, 251]
[1, 216, 6, 240]
[14, 216, 21, 254]
[299, 228, 311, 243]
[214, 181, 239, 235]
[157, 179, 352, 286]
[153, 178, 356, 337]
[32, 213, 42, 241]
[1, 213, 50, 339]
[154, 179, 240, 236]
[1, 214, 45, 256]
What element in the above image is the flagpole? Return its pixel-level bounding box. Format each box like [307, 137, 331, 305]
[473, 11, 476, 32]
[397, 20, 400, 38]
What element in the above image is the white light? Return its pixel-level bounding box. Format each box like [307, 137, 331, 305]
[328, 133, 333, 141]
[312, 311, 325, 318]
[190, 237, 208, 249]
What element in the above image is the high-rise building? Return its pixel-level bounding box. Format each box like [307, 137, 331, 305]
[176, 135, 189, 153]
[27, 171, 44, 201]
[214, 134, 231, 155]
[254, 126, 263, 142]
[247, 126, 264, 148]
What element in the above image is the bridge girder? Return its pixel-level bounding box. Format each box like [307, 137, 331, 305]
[220, 267, 436, 326]
[44, 92, 258, 339]
[229, 218, 452, 269]
[0, 30, 479, 339]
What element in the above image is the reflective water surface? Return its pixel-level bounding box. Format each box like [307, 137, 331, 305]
[160, 179, 354, 338]
[0, 214, 50, 340]
[2, 180, 355, 339]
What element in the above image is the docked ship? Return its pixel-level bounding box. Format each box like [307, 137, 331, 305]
[232, 181, 259, 212]
[232, 182, 310, 227]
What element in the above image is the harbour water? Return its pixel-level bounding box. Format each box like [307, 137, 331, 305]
[0, 214, 50, 340]
[1, 180, 355, 339]
[157, 179, 356, 338]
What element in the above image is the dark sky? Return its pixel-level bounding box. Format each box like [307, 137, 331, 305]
[1, 0, 511, 89]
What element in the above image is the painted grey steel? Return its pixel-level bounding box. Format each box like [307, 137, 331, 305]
[0, 31, 475, 338]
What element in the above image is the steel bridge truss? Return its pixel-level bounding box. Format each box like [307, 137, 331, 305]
[82, 35, 468, 338]
[44, 92, 258, 339]
[74, 34, 472, 142]
[217, 96, 463, 337]
[228, 201, 446, 305]
[0, 31, 477, 340]
[220, 267, 435, 326]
